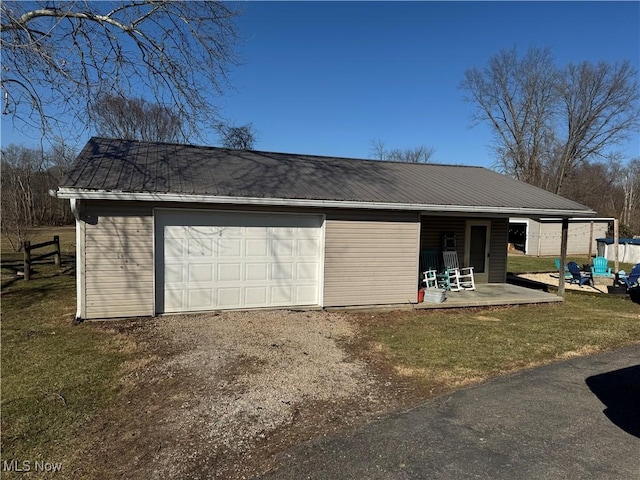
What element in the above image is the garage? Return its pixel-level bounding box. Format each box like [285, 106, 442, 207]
[58, 138, 597, 320]
[155, 210, 324, 312]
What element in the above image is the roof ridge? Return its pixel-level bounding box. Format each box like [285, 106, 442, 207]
[89, 136, 484, 169]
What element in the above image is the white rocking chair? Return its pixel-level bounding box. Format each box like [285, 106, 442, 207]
[423, 269, 438, 289]
[442, 251, 476, 291]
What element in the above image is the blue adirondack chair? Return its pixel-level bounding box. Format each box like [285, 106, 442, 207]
[554, 257, 572, 280]
[567, 262, 592, 287]
[619, 264, 640, 290]
[590, 256, 612, 277]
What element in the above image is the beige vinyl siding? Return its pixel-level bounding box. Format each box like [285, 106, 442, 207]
[537, 221, 608, 256]
[323, 213, 420, 306]
[420, 216, 466, 260]
[82, 202, 153, 319]
[537, 220, 564, 256]
[489, 218, 508, 283]
[420, 215, 508, 283]
[518, 219, 609, 256]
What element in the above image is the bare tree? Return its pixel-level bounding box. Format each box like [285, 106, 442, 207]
[1, 1, 239, 140]
[1, 143, 75, 250]
[620, 158, 640, 232]
[369, 140, 435, 163]
[554, 156, 640, 235]
[461, 48, 560, 187]
[369, 139, 388, 161]
[552, 61, 640, 194]
[461, 47, 640, 194]
[561, 159, 621, 217]
[217, 123, 257, 150]
[91, 94, 183, 143]
[1, 145, 43, 250]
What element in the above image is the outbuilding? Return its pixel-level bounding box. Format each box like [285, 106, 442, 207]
[56, 137, 595, 320]
[508, 217, 612, 256]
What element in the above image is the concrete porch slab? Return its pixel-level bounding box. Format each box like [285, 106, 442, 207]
[417, 283, 563, 309]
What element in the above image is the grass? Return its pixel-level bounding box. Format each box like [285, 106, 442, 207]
[361, 293, 640, 391]
[1, 231, 131, 470]
[2, 225, 639, 471]
[507, 253, 635, 274]
[1, 226, 76, 258]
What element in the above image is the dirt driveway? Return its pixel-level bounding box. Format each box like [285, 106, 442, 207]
[75, 310, 418, 480]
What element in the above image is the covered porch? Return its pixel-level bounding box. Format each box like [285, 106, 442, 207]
[416, 282, 562, 309]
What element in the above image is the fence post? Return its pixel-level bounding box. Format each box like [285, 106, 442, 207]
[24, 241, 31, 281]
[53, 235, 61, 267]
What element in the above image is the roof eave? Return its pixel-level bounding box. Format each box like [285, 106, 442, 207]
[55, 188, 597, 218]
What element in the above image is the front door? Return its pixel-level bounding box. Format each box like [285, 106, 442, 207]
[465, 220, 491, 283]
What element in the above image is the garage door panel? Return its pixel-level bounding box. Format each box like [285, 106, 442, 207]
[165, 289, 184, 311]
[246, 263, 268, 281]
[158, 211, 323, 312]
[272, 239, 294, 256]
[188, 264, 212, 282]
[245, 286, 268, 306]
[165, 238, 184, 258]
[296, 285, 317, 304]
[271, 226, 298, 237]
[188, 288, 213, 309]
[217, 288, 241, 307]
[271, 285, 293, 304]
[165, 264, 185, 283]
[187, 238, 213, 257]
[246, 239, 268, 256]
[218, 238, 242, 257]
[297, 262, 318, 280]
[272, 263, 293, 280]
[189, 225, 216, 236]
[166, 225, 187, 238]
[298, 238, 319, 256]
[218, 263, 241, 282]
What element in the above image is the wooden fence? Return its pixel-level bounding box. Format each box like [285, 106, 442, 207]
[23, 236, 61, 281]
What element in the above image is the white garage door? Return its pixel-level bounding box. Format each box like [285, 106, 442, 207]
[156, 210, 324, 313]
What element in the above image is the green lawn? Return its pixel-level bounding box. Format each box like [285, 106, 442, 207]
[359, 293, 640, 391]
[2, 227, 639, 473]
[1, 236, 131, 471]
[1, 226, 76, 257]
[507, 254, 635, 274]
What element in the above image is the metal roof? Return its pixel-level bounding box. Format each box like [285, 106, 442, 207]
[57, 137, 595, 217]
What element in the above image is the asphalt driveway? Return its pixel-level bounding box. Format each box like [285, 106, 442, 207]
[260, 344, 640, 480]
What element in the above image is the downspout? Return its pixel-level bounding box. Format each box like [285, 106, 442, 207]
[70, 198, 83, 322]
[49, 190, 83, 322]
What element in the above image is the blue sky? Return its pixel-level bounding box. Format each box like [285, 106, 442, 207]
[2, 1, 639, 169]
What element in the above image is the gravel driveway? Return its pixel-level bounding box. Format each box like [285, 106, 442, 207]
[82, 310, 396, 480]
[154, 310, 375, 476]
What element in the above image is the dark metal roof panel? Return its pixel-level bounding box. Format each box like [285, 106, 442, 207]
[61, 137, 592, 213]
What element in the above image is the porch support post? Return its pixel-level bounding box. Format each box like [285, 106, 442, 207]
[558, 217, 569, 297]
[613, 217, 619, 273]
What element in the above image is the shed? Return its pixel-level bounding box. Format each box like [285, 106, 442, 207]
[56, 137, 596, 320]
[508, 217, 612, 256]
